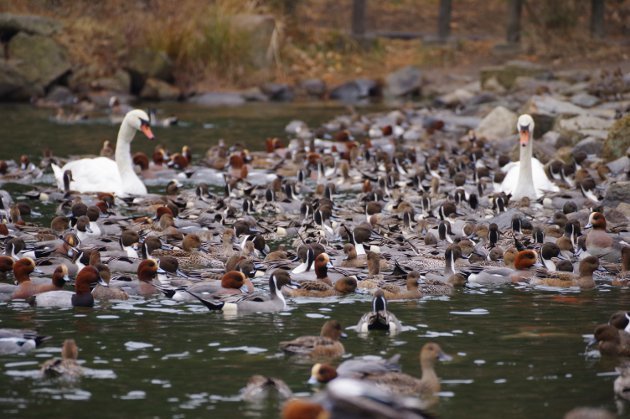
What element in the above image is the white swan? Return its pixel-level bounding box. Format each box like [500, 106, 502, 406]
[498, 114, 558, 200]
[52, 109, 154, 196]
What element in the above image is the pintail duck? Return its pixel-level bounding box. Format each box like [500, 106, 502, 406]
[497, 114, 558, 200]
[154, 234, 223, 270]
[530, 256, 599, 289]
[356, 289, 402, 334]
[308, 354, 401, 384]
[339, 243, 366, 268]
[188, 269, 300, 314]
[592, 324, 630, 357]
[0, 328, 50, 355]
[279, 319, 346, 358]
[292, 252, 334, 285]
[40, 339, 83, 380]
[30, 265, 107, 307]
[283, 276, 357, 298]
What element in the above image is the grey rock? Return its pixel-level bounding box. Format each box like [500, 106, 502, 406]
[8, 32, 71, 98]
[616, 202, 630, 219]
[241, 87, 268, 102]
[0, 60, 28, 99]
[90, 70, 131, 94]
[384, 66, 422, 97]
[0, 13, 61, 36]
[330, 79, 379, 102]
[125, 50, 173, 91]
[45, 86, 77, 106]
[300, 79, 327, 98]
[559, 114, 613, 133]
[260, 83, 294, 102]
[139, 78, 180, 101]
[476, 106, 518, 141]
[603, 181, 630, 207]
[435, 88, 474, 107]
[523, 95, 586, 117]
[607, 155, 629, 175]
[573, 137, 603, 156]
[188, 92, 245, 107]
[570, 92, 599, 108]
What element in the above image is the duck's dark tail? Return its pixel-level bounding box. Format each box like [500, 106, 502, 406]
[186, 291, 225, 311]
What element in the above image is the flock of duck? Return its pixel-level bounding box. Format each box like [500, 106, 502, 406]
[1, 105, 629, 418]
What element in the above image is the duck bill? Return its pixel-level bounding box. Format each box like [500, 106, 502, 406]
[288, 280, 301, 290]
[98, 276, 109, 287]
[519, 129, 530, 148]
[141, 124, 155, 140]
[439, 352, 453, 362]
[307, 375, 319, 385]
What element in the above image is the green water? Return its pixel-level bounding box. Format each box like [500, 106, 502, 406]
[0, 103, 628, 418]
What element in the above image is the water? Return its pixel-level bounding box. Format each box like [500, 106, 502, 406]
[0, 103, 628, 418]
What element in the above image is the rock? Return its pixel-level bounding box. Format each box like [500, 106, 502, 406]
[607, 155, 629, 175]
[482, 76, 506, 93]
[260, 83, 294, 102]
[559, 114, 614, 134]
[570, 92, 599, 108]
[476, 106, 518, 141]
[480, 60, 550, 90]
[384, 66, 422, 97]
[602, 181, 630, 207]
[125, 50, 173, 92]
[188, 92, 245, 107]
[0, 13, 61, 37]
[231, 14, 276, 68]
[603, 115, 630, 161]
[8, 32, 71, 98]
[0, 61, 28, 99]
[44, 86, 77, 106]
[330, 79, 379, 102]
[523, 95, 586, 117]
[241, 87, 268, 102]
[572, 137, 602, 156]
[435, 88, 474, 107]
[90, 70, 131, 94]
[139, 78, 180, 101]
[299, 79, 327, 98]
[616, 202, 630, 219]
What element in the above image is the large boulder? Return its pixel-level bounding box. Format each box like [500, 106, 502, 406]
[603, 114, 630, 161]
[476, 106, 518, 141]
[140, 78, 180, 101]
[188, 92, 245, 106]
[299, 79, 327, 99]
[0, 13, 61, 37]
[260, 83, 294, 102]
[603, 181, 630, 207]
[330, 79, 379, 102]
[0, 61, 28, 100]
[384, 66, 422, 97]
[231, 14, 276, 68]
[90, 70, 131, 94]
[480, 60, 550, 90]
[7, 32, 71, 98]
[125, 50, 174, 93]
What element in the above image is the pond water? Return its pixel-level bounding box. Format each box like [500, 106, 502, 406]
[0, 102, 628, 419]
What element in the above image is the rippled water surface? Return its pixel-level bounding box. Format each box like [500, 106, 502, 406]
[0, 103, 628, 418]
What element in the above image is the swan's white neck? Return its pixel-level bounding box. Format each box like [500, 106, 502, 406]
[114, 116, 146, 196]
[513, 136, 536, 200]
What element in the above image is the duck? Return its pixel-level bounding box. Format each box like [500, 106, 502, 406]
[279, 319, 346, 358]
[308, 354, 401, 384]
[466, 249, 540, 286]
[10, 258, 40, 300]
[339, 243, 366, 268]
[40, 339, 83, 379]
[240, 375, 292, 403]
[29, 265, 106, 308]
[362, 342, 452, 402]
[613, 247, 630, 286]
[497, 114, 559, 200]
[34, 265, 71, 294]
[110, 259, 165, 297]
[171, 271, 254, 302]
[592, 324, 630, 356]
[51, 109, 155, 196]
[378, 272, 422, 300]
[187, 269, 300, 314]
[291, 252, 334, 285]
[282, 276, 357, 298]
[356, 289, 402, 334]
[91, 263, 129, 301]
[614, 363, 630, 401]
[529, 256, 599, 289]
[0, 328, 50, 355]
[584, 212, 623, 263]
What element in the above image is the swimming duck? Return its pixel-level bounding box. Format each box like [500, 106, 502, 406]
[40, 339, 83, 379]
[51, 109, 155, 196]
[612, 247, 630, 286]
[530, 256, 599, 289]
[292, 252, 334, 285]
[584, 212, 623, 263]
[283, 276, 357, 298]
[171, 271, 253, 302]
[91, 263, 129, 301]
[339, 243, 366, 268]
[34, 265, 71, 294]
[592, 324, 630, 357]
[240, 375, 292, 403]
[30, 265, 107, 308]
[359, 342, 451, 407]
[378, 272, 422, 300]
[188, 269, 299, 314]
[279, 319, 346, 358]
[0, 328, 50, 355]
[466, 249, 540, 286]
[308, 354, 401, 384]
[356, 289, 402, 334]
[497, 114, 559, 200]
[10, 258, 40, 300]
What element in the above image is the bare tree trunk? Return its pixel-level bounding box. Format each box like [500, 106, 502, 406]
[506, 0, 523, 44]
[437, 0, 452, 42]
[590, 0, 605, 38]
[352, 0, 367, 38]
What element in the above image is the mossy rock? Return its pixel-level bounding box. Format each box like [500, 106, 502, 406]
[603, 115, 630, 161]
[480, 61, 549, 91]
[0, 13, 62, 37]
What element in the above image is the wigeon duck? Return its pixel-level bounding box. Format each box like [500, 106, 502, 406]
[356, 289, 402, 334]
[529, 256, 599, 289]
[30, 265, 106, 307]
[0, 255, 14, 277]
[51, 109, 155, 196]
[281, 399, 326, 419]
[171, 271, 253, 302]
[279, 319, 346, 358]
[592, 324, 630, 356]
[91, 263, 129, 301]
[188, 269, 300, 314]
[466, 249, 540, 285]
[362, 342, 452, 401]
[0, 328, 50, 355]
[609, 311, 630, 333]
[240, 375, 292, 403]
[497, 114, 558, 199]
[34, 265, 70, 294]
[10, 258, 40, 300]
[40, 339, 83, 379]
[584, 212, 623, 262]
[283, 276, 357, 298]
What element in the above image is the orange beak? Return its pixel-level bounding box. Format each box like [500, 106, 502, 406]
[141, 124, 155, 140]
[519, 129, 529, 148]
